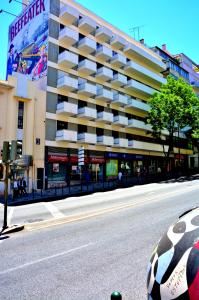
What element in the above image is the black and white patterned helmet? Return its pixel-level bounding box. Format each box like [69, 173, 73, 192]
[147, 207, 199, 299]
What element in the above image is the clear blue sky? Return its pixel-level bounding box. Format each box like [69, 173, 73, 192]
[0, 0, 198, 80]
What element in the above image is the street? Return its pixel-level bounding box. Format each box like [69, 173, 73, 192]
[0, 179, 199, 299]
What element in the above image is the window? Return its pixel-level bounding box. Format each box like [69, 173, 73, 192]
[17, 101, 24, 129]
[58, 94, 68, 103]
[78, 124, 87, 133]
[57, 121, 68, 130]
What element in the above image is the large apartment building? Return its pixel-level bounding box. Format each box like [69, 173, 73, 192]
[0, 0, 193, 190]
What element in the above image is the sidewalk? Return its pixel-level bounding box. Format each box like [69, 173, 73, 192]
[1, 173, 199, 207]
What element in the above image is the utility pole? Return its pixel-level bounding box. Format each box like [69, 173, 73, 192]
[1, 140, 24, 234]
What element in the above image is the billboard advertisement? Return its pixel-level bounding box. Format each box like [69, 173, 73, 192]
[7, 0, 49, 81]
[106, 159, 118, 178]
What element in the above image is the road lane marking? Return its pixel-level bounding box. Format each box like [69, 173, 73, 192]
[7, 208, 14, 226]
[0, 243, 92, 275]
[44, 202, 65, 219]
[26, 184, 199, 231]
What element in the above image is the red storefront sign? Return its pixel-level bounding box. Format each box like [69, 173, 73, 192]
[175, 154, 185, 160]
[48, 155, 68, 163]
[48, 155, 105, 164]
[89, 157, 105, 164]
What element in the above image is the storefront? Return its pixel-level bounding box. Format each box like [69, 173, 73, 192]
[46, 147, 105, 187]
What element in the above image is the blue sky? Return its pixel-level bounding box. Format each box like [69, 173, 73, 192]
[0, 0, 198, 80]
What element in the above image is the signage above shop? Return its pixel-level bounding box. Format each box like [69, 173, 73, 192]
[13, 155, 33, 167]
[105, 152, 144, 160]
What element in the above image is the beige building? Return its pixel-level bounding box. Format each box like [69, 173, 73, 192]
[0, 0, 193, 191]
[0, 74, 46, 192]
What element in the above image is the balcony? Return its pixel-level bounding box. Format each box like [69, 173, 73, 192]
[113, 138, 128, 148]
[78, 16, 96, 34]
[95, 87, 113, 102]
[78, 37, 96, 54]
[124, 43, 166, 72]
[127, 98, 150, 112]
[113, 115, 128, 126]
[59, 27, 79, 46]
[128, 119, 152, 131]
[78, 107, 97, 119]
[78, 59, 97, 75]
[95, 26, 112, 42]
[56, 102, 78, 116]
[95, 45, 112, 61]
[97, 136, 114, 146]
[96, 111, 113, 123]
[112, 92, 128, 106]
[125, 79, 156, 96]
[128, 140, 168, 152]
[124, 60, 166, 84]
[110, 53, 126, 68]
[58, 51, 78, 68]
[111, 73, 127, 86]
[110, 35, 126, 50]
[78, 82, 96, 97]
[56, 130, 77, 142]
[96, 67, 113, 81]
[57, 75, 78, 91]
[60, 5, 79, 24]
[77, 133, 97, 144]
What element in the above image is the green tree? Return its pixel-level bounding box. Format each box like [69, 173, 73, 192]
[147, 75, 199, 168]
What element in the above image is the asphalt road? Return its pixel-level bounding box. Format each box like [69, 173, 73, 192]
[0, 180, 199, 300]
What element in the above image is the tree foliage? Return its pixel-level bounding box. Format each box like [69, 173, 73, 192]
[147, 75, 199, 159]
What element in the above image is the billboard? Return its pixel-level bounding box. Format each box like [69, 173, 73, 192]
[106, 159, 118, 178]
[7, 0, 49, 81]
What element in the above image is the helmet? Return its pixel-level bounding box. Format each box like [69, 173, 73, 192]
[147, 207, 199, 299]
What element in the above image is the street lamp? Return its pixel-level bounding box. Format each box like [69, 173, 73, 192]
[0, 9, 18, 17]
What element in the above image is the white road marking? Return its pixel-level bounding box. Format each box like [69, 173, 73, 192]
[44, 202, 65, 219]
[0, 243, 92, 275]
[7, 208, 14, 226]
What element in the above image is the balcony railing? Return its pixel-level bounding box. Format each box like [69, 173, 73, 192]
[95, 26, 112, 42]
[124, 60, 166, 84]
[56, 130, 77, 142]
[60, 5, 79, 24]
[56, 102, 78, 116]
[58, 51, 78, 68]
[112, 92, 128, 106]
[57, 75, 78, 91]
[96, 111, 114, 123]
[110, 35, 126, 49]
[96, 67, 113, 81]
[95, 45, 112, 61]
[59, 27, 79, 46]
[110, 53, 127, 68]
[96, 87, 113, 102]
[78, 107, 97, 119]
[125, 79, 156, 96]
[124, 43, 166, 72]
[127, 98, 150, 112]
[113, 115, 128, 126]
[128, 140, 168, 152]
[113, 138, 128, 148]
[78, 82, 96, 97]
[78, 16, 96, 33]
[78, 37, 96, 54]
[111, 73, 127, 86]
[97, 136, 114, 146]
[78, 59, 97, 75]
[77, 133, 97, 144]
[128, 119, 152, 131]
